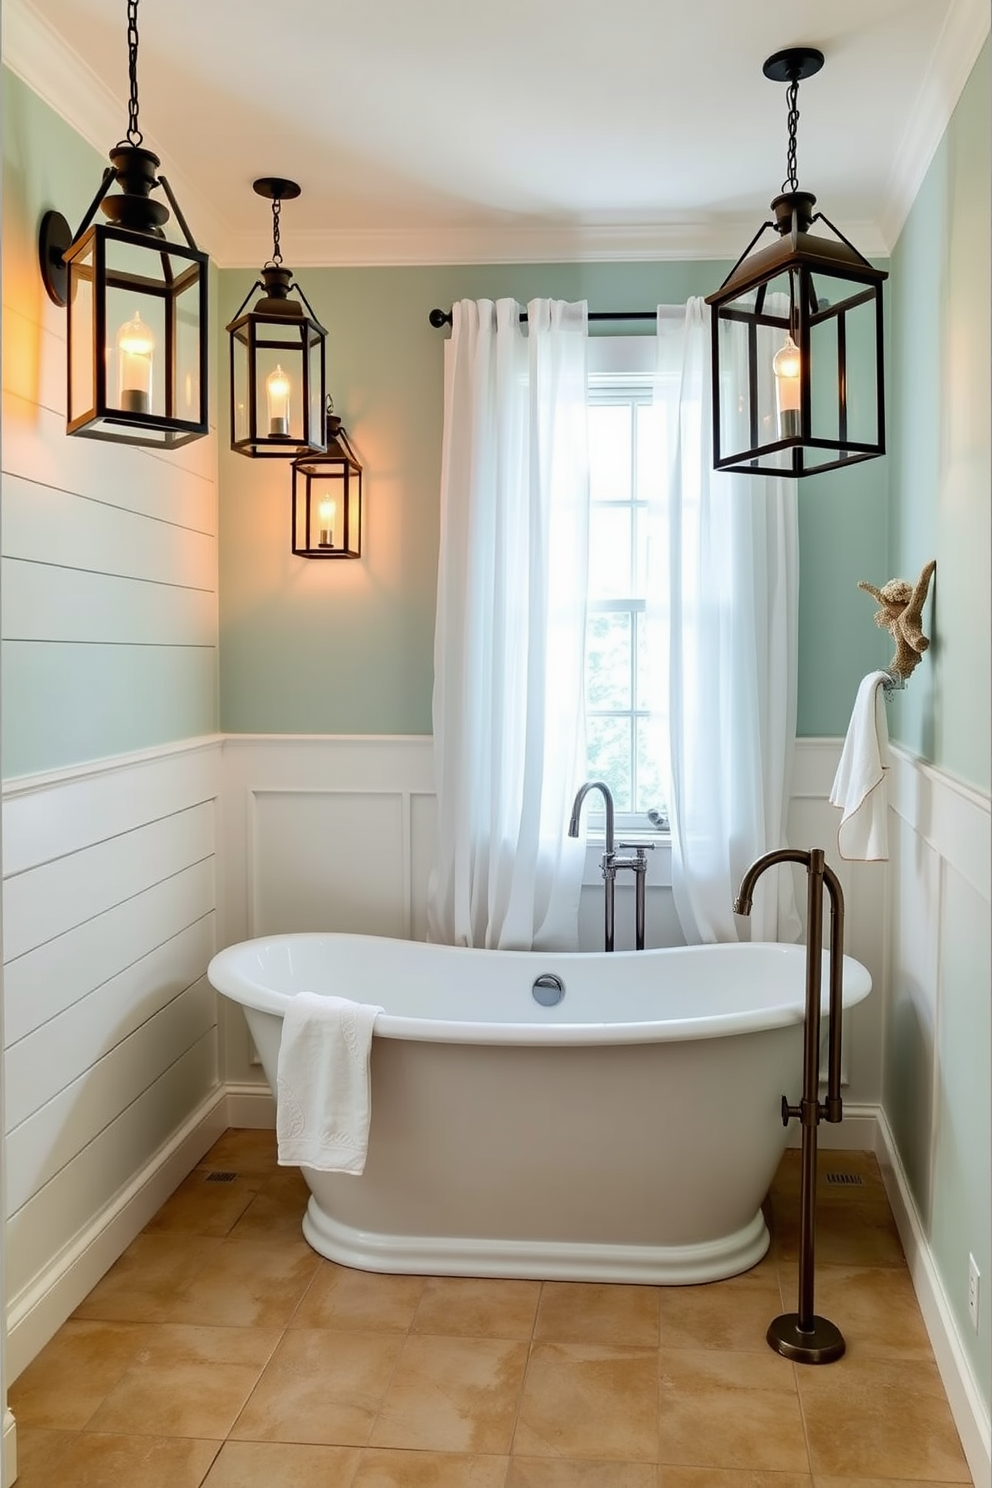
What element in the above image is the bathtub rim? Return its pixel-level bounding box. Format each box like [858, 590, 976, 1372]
[207, 932, 872, 1048]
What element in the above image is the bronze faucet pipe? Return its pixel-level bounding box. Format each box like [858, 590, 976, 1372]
[733, 844, 846, 1364]
[823, 861, 845, 1122]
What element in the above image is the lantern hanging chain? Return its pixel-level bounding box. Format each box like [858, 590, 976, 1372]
[782, 75, 801, 194]
[115, 0, 144, 149]
[265, 196, 284, 268]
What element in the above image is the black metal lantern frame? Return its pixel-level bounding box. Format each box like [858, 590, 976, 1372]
[227, 179, 327, 458]
[37, 0, 208, 449]
[292, 405, 362, 559]
[705, 48, 888, 478]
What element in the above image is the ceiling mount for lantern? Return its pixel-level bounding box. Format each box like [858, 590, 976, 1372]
[37, 0, 209, 448]
[226, 177, 327, 458]
[705, 46, 887, 479]
[761, 46, 824, 84]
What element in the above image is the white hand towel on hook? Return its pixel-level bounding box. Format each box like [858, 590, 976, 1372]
[276, 993, 383, 1173]
[829, 670, 892, 861]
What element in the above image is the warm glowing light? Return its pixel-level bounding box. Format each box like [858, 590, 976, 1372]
[116, 310, 155, 413]
[318, 495, 336, 547]
[266, 363, 291, 435]
[773, 332, 801, 437]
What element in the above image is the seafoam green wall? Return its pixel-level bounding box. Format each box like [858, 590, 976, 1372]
[887, 41, 991, 792]
[217, 260, 891, 737]
[886, 39, 991, 1406]
[1, 70, 219, 779]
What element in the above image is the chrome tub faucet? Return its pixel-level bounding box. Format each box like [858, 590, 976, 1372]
[568, 781, 655, 952]
[569, 781, 616, 951]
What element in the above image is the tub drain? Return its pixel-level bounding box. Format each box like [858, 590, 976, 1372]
[532, 973, 565, 1006]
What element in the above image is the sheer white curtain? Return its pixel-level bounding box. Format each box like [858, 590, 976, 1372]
[656, 299, 801, 944]
[427, 298, 590, 950]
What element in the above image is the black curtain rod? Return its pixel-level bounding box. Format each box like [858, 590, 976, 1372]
[428, 308, 658, 328]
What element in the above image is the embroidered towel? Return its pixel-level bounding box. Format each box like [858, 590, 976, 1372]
[276, 992, 383, 1174]
[829, 670, 892, 861]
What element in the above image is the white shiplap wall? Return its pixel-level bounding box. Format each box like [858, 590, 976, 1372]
[1, 742, 226, 1379]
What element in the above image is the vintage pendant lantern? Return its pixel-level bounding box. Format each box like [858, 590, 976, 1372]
[705, 47, 887, 477]
[38, 0, 208, 447]
[291, 402, 362, 559]
[227, 179, 327, 458]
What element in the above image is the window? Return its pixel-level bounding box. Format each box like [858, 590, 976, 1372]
[584, 337, 669, 833]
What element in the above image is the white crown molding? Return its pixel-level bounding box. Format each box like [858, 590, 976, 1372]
[218, 217, 889, 271]
[880, 0, 990, 251]
[1, 0, 227, 255]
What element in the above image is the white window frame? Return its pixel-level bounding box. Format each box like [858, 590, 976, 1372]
[581, 336, 670, 863]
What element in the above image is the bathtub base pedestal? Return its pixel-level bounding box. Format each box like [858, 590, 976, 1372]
[301, 1194, 771, 1285]
[766, 1312, 846, 1365]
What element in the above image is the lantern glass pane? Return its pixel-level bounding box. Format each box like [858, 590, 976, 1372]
[715, 277, 792, 467]
[232, 328, 250, 446]
[173, 261, 204, 423]
[841, 291, 880, 447]
[67, 243, 95, 423]
[807, 273, 881, 462]
[307, 334, 324, 449]
[107, 236, 177, 418]
[253, 327, 306, 445]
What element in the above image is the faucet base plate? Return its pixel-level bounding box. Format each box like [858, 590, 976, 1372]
[766, 1312, 845, 1364]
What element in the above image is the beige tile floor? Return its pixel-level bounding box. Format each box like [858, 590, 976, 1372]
[10, 1131, 974, 1488]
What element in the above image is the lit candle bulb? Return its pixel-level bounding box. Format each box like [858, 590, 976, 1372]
[266, 363, 291, 436]
[318, 495, 336, 548]
[772, 333, 801, 439]
[116, 310, 155, 415]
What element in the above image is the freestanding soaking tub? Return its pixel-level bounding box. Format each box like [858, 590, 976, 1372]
[207, 934, 871, 1284]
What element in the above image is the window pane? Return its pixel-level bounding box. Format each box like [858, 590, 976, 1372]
[589, 403, 632, 501]
[636, 716, 667, 813]
[589, 506, 632, 598]
[635, 610, 653, 709]
[586, 612, 631, 709]
[586, 716, 632, 810]
[635, 402, 664, 501]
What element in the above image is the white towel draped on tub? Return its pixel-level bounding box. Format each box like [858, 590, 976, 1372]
[276, 993, 383, 1174]
[829, 670, 892, 861]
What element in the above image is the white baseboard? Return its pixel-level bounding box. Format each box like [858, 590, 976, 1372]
[224, 1082, 276, 1129]
[875, 1108, 991, 1487]
[5, 1086, 229, 1382]
[785, 1103, 879, 1152]
[3, 1407, 16, 1488]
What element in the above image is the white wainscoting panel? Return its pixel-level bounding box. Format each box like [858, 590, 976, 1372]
[250, 791, 408, 938]
[882, 745, 991, 1486]
[2, 739, 224, 1363]
[219, 735, 435, 1085]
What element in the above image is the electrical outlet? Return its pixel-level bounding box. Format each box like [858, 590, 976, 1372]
[968, 1254, 980, 1331]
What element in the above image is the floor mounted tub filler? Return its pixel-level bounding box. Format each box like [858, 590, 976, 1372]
[207, 934, 871, 1284]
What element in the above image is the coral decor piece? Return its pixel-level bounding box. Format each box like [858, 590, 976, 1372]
[858, 559, 936, 679]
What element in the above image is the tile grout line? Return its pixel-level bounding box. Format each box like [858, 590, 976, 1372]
[503, 1278, 545, 1468]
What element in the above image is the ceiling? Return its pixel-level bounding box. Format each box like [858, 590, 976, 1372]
[4, 0, 988, 266]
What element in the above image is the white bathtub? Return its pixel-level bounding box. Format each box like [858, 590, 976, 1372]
[207, 933, 871, 1284]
